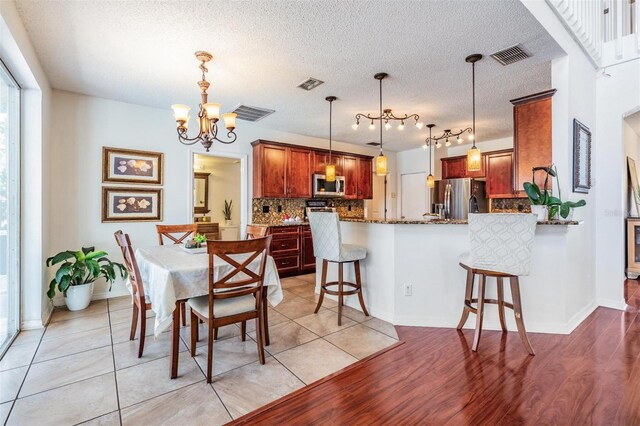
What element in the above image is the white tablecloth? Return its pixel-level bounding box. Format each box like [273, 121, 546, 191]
[133, 245, 283, 336]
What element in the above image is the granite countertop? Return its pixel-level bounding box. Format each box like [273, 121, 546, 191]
[249, 221, 310, 227]
[339, 218, 582, 226]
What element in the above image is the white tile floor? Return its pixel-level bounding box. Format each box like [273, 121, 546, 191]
[0, 274, 398, 425]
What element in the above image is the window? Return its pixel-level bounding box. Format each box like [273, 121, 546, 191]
[0, 60, 20, 355]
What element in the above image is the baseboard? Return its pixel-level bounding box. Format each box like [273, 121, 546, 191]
[21, 301, 53, 330]
[597, 297, 627, 311]
[52, 284, 130, 307]
[563, 301, 598, 334]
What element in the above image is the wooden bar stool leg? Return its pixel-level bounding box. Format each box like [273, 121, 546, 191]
[354, 260, 369, 317]
[496, 277, 507, 332]
[314, 259, 328, 313]
[472, 274, 486, 352]
[338, 262, 344, 326]
[457, 270, 474, 330]
[510, 277, 535, 356]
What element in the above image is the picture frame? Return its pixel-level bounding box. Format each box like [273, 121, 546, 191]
[572, 119, 591, 193]
[102, 147, 164, 185]
[628, 157, 640, 216]
[101, 187, 163, 222]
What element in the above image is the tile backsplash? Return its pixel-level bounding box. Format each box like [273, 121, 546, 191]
[252, 198, 364, 224]
[490, 198, 531, 213]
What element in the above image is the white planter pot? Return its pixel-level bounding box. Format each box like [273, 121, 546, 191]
[225, 220, 232, 226]
[530, 205, 549, 221]
[64, 282, 94, 311]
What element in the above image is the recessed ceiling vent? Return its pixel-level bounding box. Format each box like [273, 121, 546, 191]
[297, 77, 324, 91]
[366, 142, 381, 146]
[232, 105, 275, 122]
[490, 44, 531, 65]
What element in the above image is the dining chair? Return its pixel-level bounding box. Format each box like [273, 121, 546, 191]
[156, 223, 198, 326]
[457, 213, 538, 355]
[114, 230, 152, 358]
[187, 236, 272, 383]
[245, 225, 268, 239]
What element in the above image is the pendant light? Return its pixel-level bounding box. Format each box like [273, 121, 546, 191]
[466, 54, 483, 172]
[375, 75, 387, 176]
[426, 124, 436, 188]
[325, 96, 337, 182]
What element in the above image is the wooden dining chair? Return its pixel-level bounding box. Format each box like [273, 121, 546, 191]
[187, 236, 272, 383]
[245, 225, 268, 239]
[155, 224, 198, 326]
[114, 230, 152, 358]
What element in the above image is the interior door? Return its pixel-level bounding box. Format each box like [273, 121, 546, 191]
[401, 173, 427, 219]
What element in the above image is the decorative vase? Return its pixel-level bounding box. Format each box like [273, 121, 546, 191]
[530, 205, 548, 221]
[64, 282, 94, 311]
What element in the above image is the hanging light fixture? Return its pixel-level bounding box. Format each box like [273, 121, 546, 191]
[426, 124, 436, 188]
[353, 73, 421, 176]
[171, 51, 238, 152]
[465, 54, 483, 171]
[325, 96, 337, 182]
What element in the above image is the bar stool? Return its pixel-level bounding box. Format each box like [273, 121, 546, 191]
[307, 211, 369, 326]
[457, 213, 538, 355]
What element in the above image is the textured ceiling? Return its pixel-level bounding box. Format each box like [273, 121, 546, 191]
[15, 0, 564, 151]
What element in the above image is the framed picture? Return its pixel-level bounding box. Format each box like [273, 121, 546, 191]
[573, 119, 591, 193]
[101, 187, 163, 222]
[102, 147, 163, 185]
[628, 157, 640, 216]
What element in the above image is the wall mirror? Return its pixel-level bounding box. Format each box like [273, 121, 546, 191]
[194, 172, 210, 214]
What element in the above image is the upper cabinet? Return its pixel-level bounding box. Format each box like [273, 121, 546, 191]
[511, 89, 556, 197]
[252, 140, 373, 199]
[441, 155, 485, 179]
[485, 150, 514, 198]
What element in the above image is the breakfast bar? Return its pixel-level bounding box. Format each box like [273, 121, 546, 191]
[315, 218, 590, 335]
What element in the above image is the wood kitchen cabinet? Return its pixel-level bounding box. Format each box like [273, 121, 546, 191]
[252, 140, 373, 199]
[265, 224, 315, 277]
[486, 150, 514, 198]
[441, 156, 485, 179]
[511, 89, 555, 197]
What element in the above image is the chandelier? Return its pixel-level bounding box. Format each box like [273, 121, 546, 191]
[465, 54, 483, 171]
[171, 51, 238, 152]
[423, 127, 473, 149]
[353, 73, 422, 176]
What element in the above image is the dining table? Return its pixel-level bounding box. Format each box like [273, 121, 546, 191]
[134, 244, 284, 378]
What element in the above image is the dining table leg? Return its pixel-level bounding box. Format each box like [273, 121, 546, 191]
[171, 300, 181, 379]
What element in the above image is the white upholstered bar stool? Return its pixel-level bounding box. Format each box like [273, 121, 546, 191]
[307, 211, 369, 326]
[457, 213, 538, 355]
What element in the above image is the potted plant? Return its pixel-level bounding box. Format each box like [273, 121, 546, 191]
[185, 233, 207, 249]
[222, 199, 233, 225]
[46, 247, 128, 311]
[523, 166, 559, 220]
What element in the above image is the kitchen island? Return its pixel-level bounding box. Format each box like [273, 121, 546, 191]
[316, 217, 600, 334]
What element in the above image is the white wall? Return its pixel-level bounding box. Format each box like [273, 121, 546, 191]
[624, 119, 640, 217]
[0, 1, 53, 328]
[49, 90, 395, 302]
[444, 136, 513, 158]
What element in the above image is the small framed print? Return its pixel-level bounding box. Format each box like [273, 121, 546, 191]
[102, 147, 163, 185]
[573, 119, 591, 194]
[101, 187, 163, 222]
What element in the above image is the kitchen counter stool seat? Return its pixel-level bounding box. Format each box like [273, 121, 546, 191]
[457, 213, 538, 356]
[307, 212, 369, 326]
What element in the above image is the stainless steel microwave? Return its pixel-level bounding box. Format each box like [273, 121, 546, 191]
[312, 174, 345, 198]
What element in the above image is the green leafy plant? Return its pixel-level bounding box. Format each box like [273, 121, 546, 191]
[222, 199, 233, 221]
[193, 233, 207, 244]
[46, 247, 128, 299]
[523, 164, 586, 219]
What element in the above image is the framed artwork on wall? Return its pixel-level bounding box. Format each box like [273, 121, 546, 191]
[628, 157, 640, 216]
[572, 119, 591, 193]
[102, 147, 164, 185]
[101, 187, 163, 222]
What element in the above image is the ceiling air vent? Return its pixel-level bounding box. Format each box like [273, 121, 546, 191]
[490, 44, 531, 66]
[366, 142, 381, 147]
[232, 105, 275, 122]
[297, 77, 324, 91]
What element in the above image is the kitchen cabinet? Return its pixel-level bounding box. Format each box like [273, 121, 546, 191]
[357, 157, 373, 199]
[511, 89, 555, 197]
[486, 150, 514, 198]
[442, 155, 486, 179]
[313, 152, 343, 176]
[343, 156, 358, 199]
[252, 140, 373, 199]
[266, 224, 315, 277]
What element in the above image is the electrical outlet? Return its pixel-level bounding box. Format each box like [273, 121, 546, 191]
[404, 283, 412, 296]
[277, 205, 282, 213]
[262, 205, 269, 213]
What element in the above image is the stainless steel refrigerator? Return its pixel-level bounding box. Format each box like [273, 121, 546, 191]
[431, 179, 487, 220]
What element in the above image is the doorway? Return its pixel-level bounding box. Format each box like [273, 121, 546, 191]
[191, 152, 247, 240]
[400, 172, 428, 220]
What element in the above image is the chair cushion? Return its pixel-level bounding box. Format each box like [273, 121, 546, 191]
[339, 244, 367, 262]
[187, 294, 256, 319]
